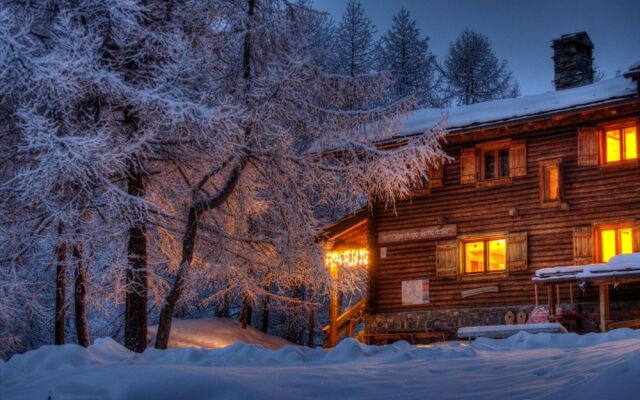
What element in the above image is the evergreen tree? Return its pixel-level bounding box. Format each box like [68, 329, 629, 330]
[442, 29, 519, 105]
[297, 1, 337, 73]
[333, 0, 376, 76]
[377, 9, 440, 108]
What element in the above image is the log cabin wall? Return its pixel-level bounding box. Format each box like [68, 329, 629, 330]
[368, 101, 640, 331]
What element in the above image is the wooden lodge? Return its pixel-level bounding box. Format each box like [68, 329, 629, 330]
[323, 32, 640, 346]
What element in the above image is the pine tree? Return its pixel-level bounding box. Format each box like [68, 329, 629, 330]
[442, 29, 519, 105]
[297, 1, 337, 73]
[377, 9, 440, 107]
[333, 0, 376, 76]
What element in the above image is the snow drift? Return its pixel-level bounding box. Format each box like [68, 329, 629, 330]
[3, 329, 640, 400]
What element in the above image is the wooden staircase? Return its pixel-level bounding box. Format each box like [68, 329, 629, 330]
[323, 297, 366, 347]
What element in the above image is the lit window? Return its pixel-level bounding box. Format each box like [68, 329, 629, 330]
[488, 239, 506, 271]
[539, 160, 562, 204]
[600, 227, 633, 262]
[464, 238, 506, 273]
[603, 124, 637, 163]
[625, 127, 637, 160]
[547, 167, 559, 200]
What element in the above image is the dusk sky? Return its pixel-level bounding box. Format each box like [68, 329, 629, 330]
[314, 0, 640, 95]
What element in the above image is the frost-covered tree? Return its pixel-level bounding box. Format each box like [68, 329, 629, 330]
[0, 0, 239, 353]
[0, 0, 449, 356]
[333, 0, 376, 76]
[153, 0, 448, 348]
[377, 9, 441, 108]
[441, 29, 520, 105]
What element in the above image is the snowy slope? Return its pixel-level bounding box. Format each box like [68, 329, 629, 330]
[147, 317, 291, 350]
[3, 329, 640, 400]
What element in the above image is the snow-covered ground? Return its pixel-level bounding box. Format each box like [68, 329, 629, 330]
[3, 329, 640, 400]
[147, 317, 291, 350]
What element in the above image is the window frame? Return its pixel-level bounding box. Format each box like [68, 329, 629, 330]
[461, 235, 508, 275]
[539, 158, 564, 207]
[599, 120, 639, 166]
[595, 223, 634, 263]
[479, 141, 511, 182]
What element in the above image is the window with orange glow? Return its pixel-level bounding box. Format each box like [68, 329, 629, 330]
[539, 160, 563, 205]
[544, 165, 559, 201]
[603, 124, 637, 164]
[599, 227, 633, 262]
[464, 238, 506, 273]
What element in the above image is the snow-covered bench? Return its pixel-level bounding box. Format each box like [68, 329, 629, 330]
[457, 323, 567, 340]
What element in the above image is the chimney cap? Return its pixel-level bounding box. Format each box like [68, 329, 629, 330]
[552, 31, 594, 49]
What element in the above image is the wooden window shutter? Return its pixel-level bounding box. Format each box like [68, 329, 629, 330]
[506, 232, 528, 271]
[459, 148, 477, 184]
[509, 141, 527, 177]
[633, 222, 640, 253]
[436, 239, 459, 279]
[428, 164, 443, 188]
[573, 226, 594, 265]
[577, 127, 599, 166]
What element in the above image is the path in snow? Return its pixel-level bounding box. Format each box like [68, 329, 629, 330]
[147, 317, 291, 350]
[2, 329, 640, 400]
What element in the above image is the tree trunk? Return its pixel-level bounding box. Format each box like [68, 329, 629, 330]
[216, 290, 229, 318]
[155, 160, 247, 349]
[73, 244, 91, 347]
[124, 167, 148, 353]
[54, 223, 66, 345]
[307, 306, 315, 348]
[241, 298, 252, 329]
[261, 293, 269, 333]
[285, 285, 303, 344]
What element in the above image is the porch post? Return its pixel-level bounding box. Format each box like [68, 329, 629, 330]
[547, 286, 555, 316]
[599, 283, 610, 332]
[328, 261, 339, 347]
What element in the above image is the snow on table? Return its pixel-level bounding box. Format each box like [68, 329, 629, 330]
[533, 253, 640, 283]
[457, 323, 567, 339]
[4, 329, 640, 400]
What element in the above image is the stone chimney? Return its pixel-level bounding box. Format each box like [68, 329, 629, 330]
[552, 32, 594, 90]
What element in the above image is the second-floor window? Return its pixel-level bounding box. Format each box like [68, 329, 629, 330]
[539, 159, 563, 205]
[460, 140, 527, 185]
[482, 146, 510, 180]
[603, 122, 637, 164]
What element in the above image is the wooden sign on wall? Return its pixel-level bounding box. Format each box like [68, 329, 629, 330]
[461, 286, 499, 299]
[378, 224, 457, 244]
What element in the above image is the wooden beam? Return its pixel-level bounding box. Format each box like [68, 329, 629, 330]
[599, 283, 610, 333]
[327, 263, 339, 348]
[366, 204, 377, 314]
[547, 286, 555, 316]
[609, 318, 640, 330]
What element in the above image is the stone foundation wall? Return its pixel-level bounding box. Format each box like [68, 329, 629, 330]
[366, 301, 640, 335]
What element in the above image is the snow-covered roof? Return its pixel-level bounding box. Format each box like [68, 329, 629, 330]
[401, 76, 638, 137]
[533, 253, 640, 283]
